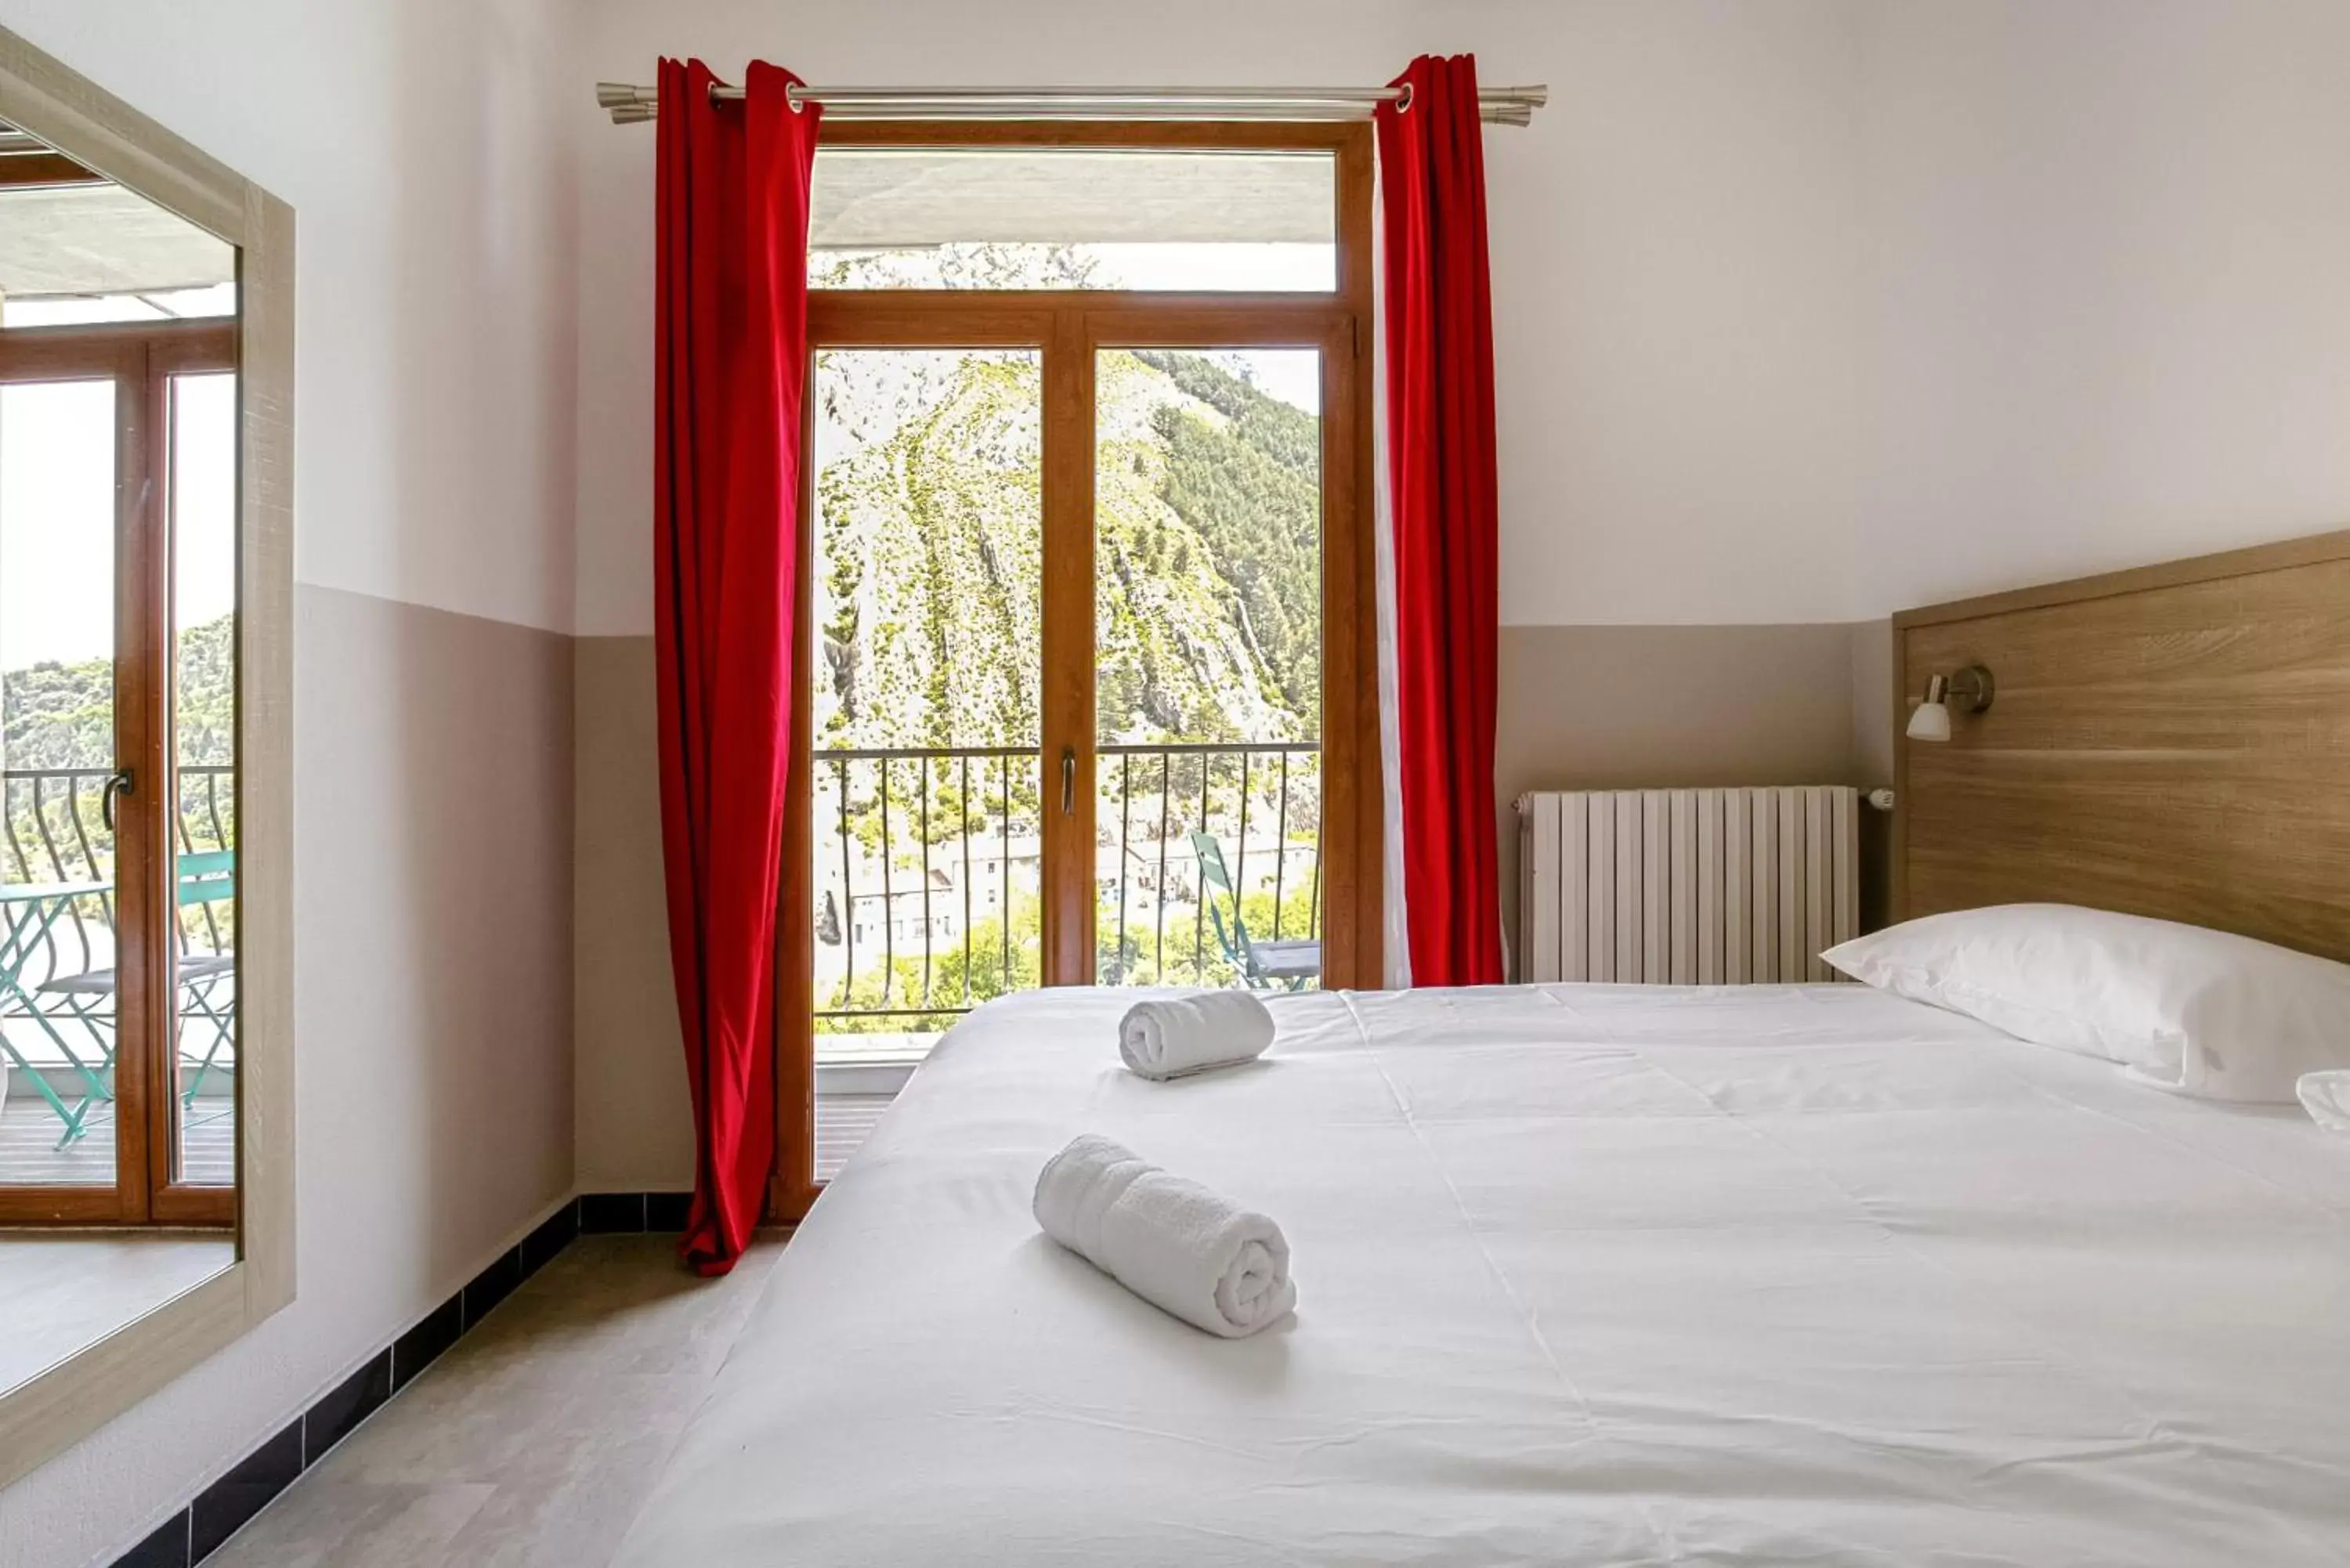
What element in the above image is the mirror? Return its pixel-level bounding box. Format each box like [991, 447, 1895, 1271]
[0, 118, 239, 1396]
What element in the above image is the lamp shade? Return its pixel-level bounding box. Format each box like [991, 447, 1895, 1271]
[1906, 700, 1951, 742]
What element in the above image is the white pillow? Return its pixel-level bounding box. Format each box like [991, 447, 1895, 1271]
[1821, 903, 2350, 1104]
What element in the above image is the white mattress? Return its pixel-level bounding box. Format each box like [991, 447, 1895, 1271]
[616, 985, 2350, 1566]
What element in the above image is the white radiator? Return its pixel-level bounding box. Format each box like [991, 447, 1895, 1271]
[1517, 786, 1859, 985]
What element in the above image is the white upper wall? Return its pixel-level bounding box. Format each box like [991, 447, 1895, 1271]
[573, 0, 1870, 633]
[1853, 0, 2350, 611]
[1493, 1, 1865, 627]
[0, 0, 581, 634]
[576, 0, 2350, 632]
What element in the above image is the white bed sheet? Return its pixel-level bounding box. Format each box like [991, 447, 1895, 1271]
[615, 985, 2350, 1566]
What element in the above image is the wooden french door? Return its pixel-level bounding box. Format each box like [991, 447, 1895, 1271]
[776, 121, 1379, 1216]
[0, 320, 237, 1226]
[1040, 307, 1379, 989]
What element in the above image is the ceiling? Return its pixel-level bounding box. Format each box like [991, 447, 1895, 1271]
[0, 124, 233, 298]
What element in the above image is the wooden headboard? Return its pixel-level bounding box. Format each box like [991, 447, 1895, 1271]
[1893, 529, 2350, 965]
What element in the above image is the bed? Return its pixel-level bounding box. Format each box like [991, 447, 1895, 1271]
[618, 983, 2350, 1565]
[616, 533, 2350, 1565]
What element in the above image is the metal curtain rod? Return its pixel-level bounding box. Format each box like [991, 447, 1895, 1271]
[594, 81, 1549, 128]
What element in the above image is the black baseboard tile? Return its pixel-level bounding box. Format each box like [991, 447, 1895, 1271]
[189, 1419, 301, 1560]
[644, 1190, 692, 1232]
[305, 1351, 392, 1462]
[520, 1200, 580, 1273]
[112, 1512, 190, 1568]
[578, 1190, 692, 1234]
[461, 1245, 525, 1328]
[578, 1190, 649, 1233]
[391, 1292, 464, 1392]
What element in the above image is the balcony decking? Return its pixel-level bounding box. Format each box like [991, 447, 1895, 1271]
[0, 1095, 234, 1187]
[815, 1093, 890, 1183]
[812, 1032, 929, 1182]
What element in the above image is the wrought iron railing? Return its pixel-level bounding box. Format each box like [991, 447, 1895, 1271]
[0, 764, 236, 989]
[812, 740, 1319, 1033]
[815, 744, 1037, 1024]
[1097, 741, 1320, 988]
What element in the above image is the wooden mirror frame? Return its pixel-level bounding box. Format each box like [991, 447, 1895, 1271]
[0, 23, 294, 1487]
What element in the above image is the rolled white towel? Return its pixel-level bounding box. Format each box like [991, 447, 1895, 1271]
[1032, 1133, 1296, 1338]
[1118, 991, 1276, 1081]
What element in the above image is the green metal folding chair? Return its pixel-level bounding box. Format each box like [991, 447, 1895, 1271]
[172, 851, 237, 1113]
[0, 879, 114, 1146]
[34, 850, 237, 1139]
[1188, 830, 1320, 992]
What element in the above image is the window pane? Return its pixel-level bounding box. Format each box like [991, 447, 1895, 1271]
[0, 380, 119, 1185]
[171, 373, 236, 1187]
[811, 148, 1336, 291]
[1094, 347, 1323, 989]
[809, 349, 1044, 1176]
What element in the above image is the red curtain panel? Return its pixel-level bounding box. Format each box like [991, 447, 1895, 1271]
[653, 59, 821, 1274]
[1376, 55, 1505, 987]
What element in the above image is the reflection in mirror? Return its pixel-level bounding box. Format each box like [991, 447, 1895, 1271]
[0, 116, 237, 1396]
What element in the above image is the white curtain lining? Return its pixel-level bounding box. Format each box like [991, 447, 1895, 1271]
[1368, 151, 1410, 990]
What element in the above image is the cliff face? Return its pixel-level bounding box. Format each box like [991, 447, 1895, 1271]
[813, 345, 1321, 756]
[816, 348, 1045, 754]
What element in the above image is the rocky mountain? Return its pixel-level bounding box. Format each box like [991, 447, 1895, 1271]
[812, 345, 1321, 758]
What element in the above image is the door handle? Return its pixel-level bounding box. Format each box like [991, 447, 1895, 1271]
[100, 768, 135, 833]
[1060, 748, 1076, 816]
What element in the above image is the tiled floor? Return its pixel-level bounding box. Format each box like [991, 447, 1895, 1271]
[206, 1231, 789, 1568]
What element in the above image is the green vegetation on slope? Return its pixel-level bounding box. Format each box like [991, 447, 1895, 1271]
[1131, 349, 1320, 731]
[2, 613, 235, 771]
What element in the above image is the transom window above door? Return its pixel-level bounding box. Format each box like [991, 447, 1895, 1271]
[808, 143, 1340, 290]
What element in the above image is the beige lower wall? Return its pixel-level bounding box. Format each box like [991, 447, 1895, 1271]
[1847, 619, 1897, 931]
[574, 636, 695, 1189]
[294, 588, 578, 1276]
[2, 586, 577, 1568]
[574, 624, 1903, 1187]
[1847, 618, 1897, 791]
[1496, 623, 1896, 964]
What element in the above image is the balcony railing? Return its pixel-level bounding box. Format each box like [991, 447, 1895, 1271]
[1098, 741, 1320, 987]
[812, 740, 1318, 1036]
[815, 744, 1035, 1025]
[0, 764, 235, 990]
[0, 765, 239, 1165]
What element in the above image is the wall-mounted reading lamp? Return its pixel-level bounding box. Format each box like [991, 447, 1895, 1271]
[1906, 664, 1994, 742]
